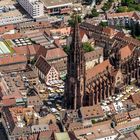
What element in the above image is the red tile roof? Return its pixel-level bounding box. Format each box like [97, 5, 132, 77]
[0, 54, 27, 65]
[102, 27, 117, 37]
[86, 59, 112, 81]
[80, 29, 87, 40]
[132, 12, 140, 20]
[107, 11, 135, 18]
[114, 112, 129, 123]
[86, 45, 133, 83]
[49, 123, 60, 132]
[36, 45, 47, 58]
[39, 131, 52, 139]
[13, 45, 37, 56]
[0, 24, 15, 34]
[0, 64, 27, 72]
[130, 92, 140, 105]
[84, 48, 103, 61]
[46, 48, 67, 61]
[120, 45, 132, 60]
[2, 91, 22, 100]
[54, 39, 61, 47]
[1, 98, 16, 106]
[2, 33, 23, 40]
[129, 109, 140, 119]
[114, 32, 125, 39]
[123, 36, 140, 46]
[73, 120, 114, 139]
[80, 105, 104, 119]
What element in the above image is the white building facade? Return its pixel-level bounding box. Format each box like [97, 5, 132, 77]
[17, 0, 44, 18]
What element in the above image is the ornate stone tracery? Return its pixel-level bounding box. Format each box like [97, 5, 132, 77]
[65, 21, 140, 109]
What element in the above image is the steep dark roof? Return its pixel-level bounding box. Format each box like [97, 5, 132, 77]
[35, 55, 51, 76]
[36, 45, 47, 59]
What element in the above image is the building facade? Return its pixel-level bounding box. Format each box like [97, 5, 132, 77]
[65, 16, 86, 109]
[18, 0, 44, 18]
[107, 12, 140, 27]
[42, 0, 72, 15]
[65, 16, 140, 109]
[35, 56, 59, 83]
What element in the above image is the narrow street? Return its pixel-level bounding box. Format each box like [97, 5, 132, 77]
[0, 123, 8, 140]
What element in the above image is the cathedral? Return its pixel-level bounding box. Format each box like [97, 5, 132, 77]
[65, 15, 140, 110]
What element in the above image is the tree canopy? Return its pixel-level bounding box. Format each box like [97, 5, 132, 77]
[99, 21, 108, 27]
[91, 8, 99, 17]
[68, 15, 82, 27]
[117, 0, 140, 12]
[63, 42, 94, 54]
[82, 42, 94, 52]
[102, 0, 113, 12]
[63, 45, 70, 54]
[122, 0, 135, 6]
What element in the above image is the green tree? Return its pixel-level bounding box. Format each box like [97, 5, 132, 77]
[30, 58, 36, 65]
[108, 0, 114, 2]
[91, 8, 99, 17]
[99, 21, 108, 27]
[92, 119, 97, 124]
[116, 6, 128, 12]
[127, 7, 135, 11]
[63, 45, 70, 54]
[122, 0, 135, 6]
[102, 2, 112, 12]
[68, 15, 82, 27]
[63, 43, 94, 54]
[82, 42, 94, 52]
